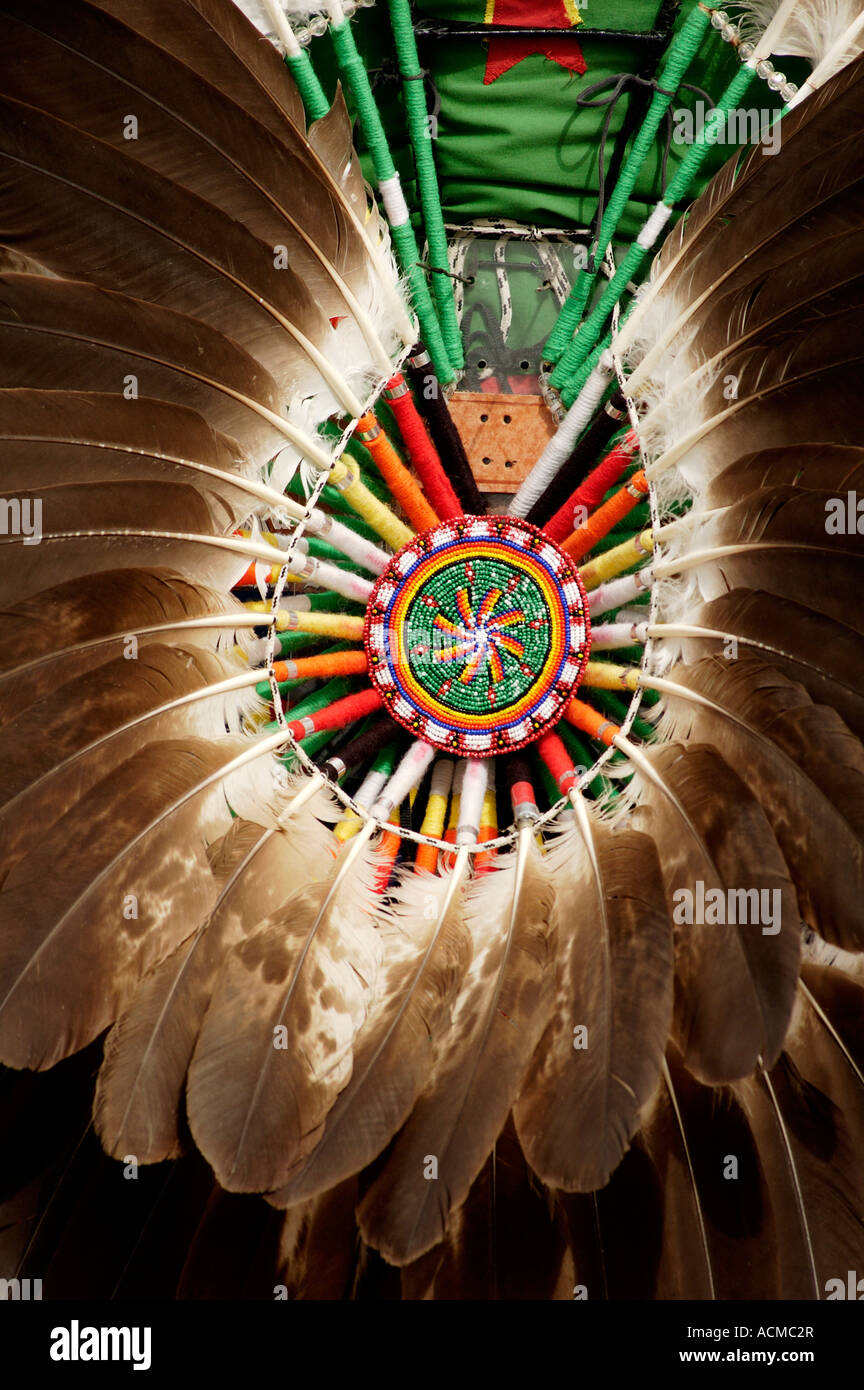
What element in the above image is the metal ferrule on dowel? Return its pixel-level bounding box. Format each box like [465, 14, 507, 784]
[564, 698, 620, 746]
[543, 430, 639, 543]
[587, 566, 654, 616]
[334, 741, 399, 842]
[579, 530, 654, 590]
[387, 0, 464, 373]
[537, 729, 579, 795]
[353, 408, 440, 533]
[330, 459, 415, 552]
[507, 755, 539, 828]
[583, 660, 641, 691]
[273, 609, 366, 640]
[307, 511, 391, 574]
[551, 61, 757, 389]
[272, 650, 368, 683]
[590, 620, 648, 649]
[415, 757, 456, 872]
[561, 470, 649, 561]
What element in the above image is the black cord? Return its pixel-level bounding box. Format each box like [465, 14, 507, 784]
[576, 75, 716, 265]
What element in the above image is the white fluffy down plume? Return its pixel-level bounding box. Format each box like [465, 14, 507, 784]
[232, 1, 375, 42]
[733, 0, 864, 60]
[621, 320, 726, 678]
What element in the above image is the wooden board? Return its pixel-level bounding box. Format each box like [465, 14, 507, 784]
[446, 391, 557, 493]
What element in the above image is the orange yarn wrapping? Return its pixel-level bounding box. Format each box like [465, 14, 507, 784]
[354, 411, 440, 533]
[544, 430, 640, 543]
[474, 788, 499, 873]
[414, 841, 439, 874]
[473, 823, 499, 875]
[272, 651, 367, 682]
[441, 822, 458, 872]
[564, 699, 620, 746]
[375, 813, 402, 892]
[561, 470, 649, 562]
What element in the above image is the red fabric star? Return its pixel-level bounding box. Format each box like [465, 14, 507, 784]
[483, 0, 587, 85]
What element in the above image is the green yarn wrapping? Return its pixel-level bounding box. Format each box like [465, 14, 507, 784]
[552, 62, 757, 390]
[544, 2, 712, 364]
[559, 335, 611, 409]
[328, 16, 453, 384]
[283, 49, 330, 122]
[388, 0, 464, 374]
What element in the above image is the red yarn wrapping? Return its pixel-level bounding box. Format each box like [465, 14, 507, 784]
[544, 430, 639, 543]
[285, 687, 383, 741]
[537, 730, 577, 794]
[385, 376, 464, 520]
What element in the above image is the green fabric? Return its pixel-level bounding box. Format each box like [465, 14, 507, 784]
[425, 39, 744, 233]
[386, 2, 743, 234]
[302, 0, 806, 395]
[412, 0, 669, 30]
[310, 3, 795, 236]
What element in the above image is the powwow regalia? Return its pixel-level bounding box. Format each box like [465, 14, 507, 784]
[1, 0, 864, 1301]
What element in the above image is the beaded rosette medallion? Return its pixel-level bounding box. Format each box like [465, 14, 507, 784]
[363, 516, 591, 756]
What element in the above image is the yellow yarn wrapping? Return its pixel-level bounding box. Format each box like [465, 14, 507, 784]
[579, 529, 654, 590]
[583, 661, 640, 691]
[329, 459, 414, 551]
[277, 610, 366, 639]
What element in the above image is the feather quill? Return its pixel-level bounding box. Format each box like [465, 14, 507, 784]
[0, 645, 266, 872]
[0, 274, 300, 466]
[0, 570, 255, 721]
[652, 590, 864, 739]
[0, 90, 376, 419]
[649, 659, 864, 948]
[0, 3, 405, 379]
